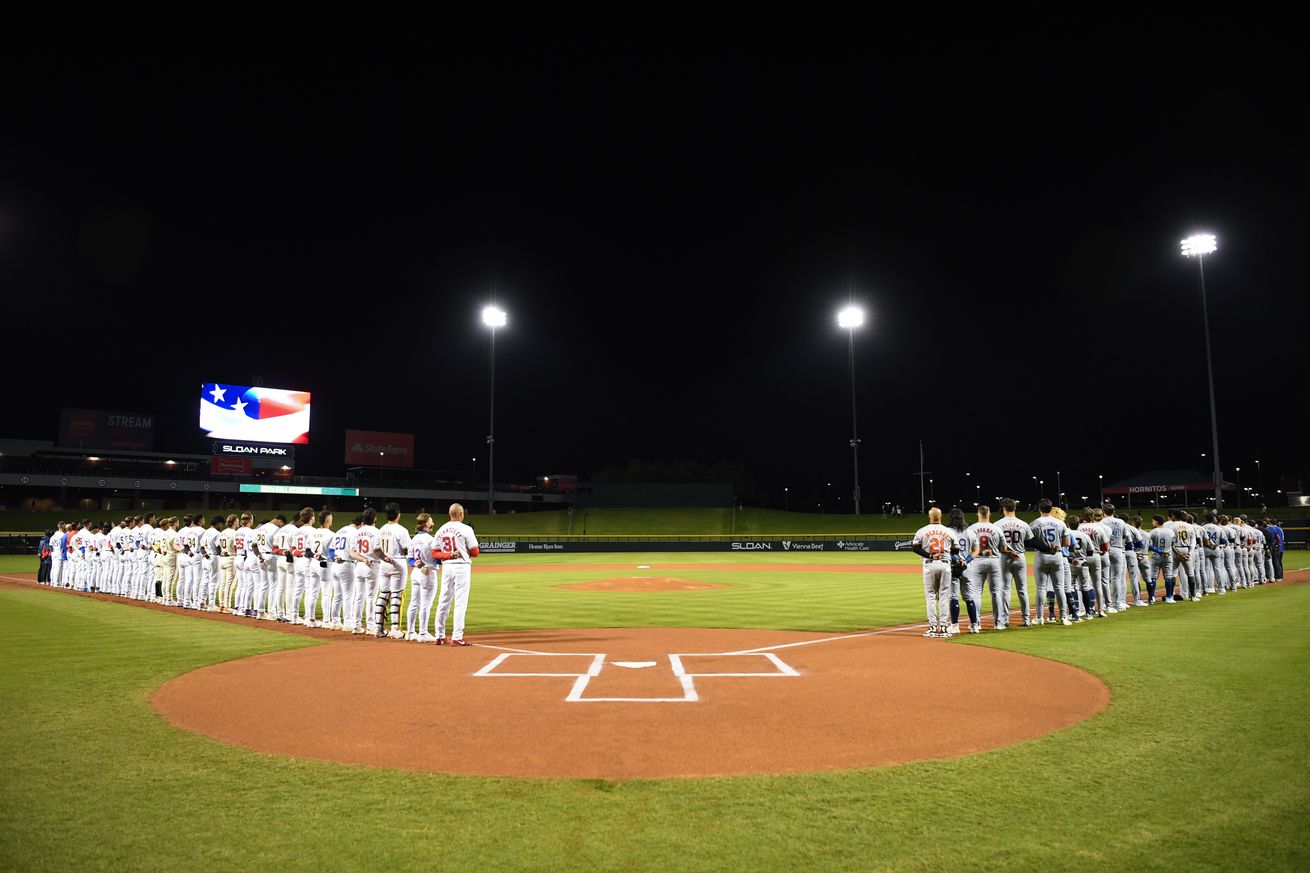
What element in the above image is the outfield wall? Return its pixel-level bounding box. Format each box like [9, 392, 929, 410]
[478, 537, 901, 554]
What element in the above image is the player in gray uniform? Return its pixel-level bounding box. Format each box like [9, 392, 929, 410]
[1079, 510, 1109, 617]
[994, 498, 1034, 628]
[1128, 517, 1151, 606]
[1200, 513, 1229, 594]
[1184, 513, 1208, 595]
[1067, 523, 1100, 618]
[1029, 500, 1071, 625]
[1145, 515, 1175, 604]
[1165, 509, 1196, 602]
[946, 507, 977, 636]
[1052, 508, 1084, 621]
[1099, 504, 1131, 613]
[1220, 515, 1244, 588]
[965, 505, 1011, 632]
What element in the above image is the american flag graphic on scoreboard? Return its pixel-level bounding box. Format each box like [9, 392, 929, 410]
[199, 383, 312, 445]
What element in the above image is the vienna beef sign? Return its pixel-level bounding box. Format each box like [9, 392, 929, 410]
[345, 430, 414, 467]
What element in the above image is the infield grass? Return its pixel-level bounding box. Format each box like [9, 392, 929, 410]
[1, 554, 1308, 872]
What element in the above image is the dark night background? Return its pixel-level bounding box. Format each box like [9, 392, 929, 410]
[2, 37, 1307, 511]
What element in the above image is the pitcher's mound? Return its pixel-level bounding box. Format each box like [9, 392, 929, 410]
[558, 577, 727, 591]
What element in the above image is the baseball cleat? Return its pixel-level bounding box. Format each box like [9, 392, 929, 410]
[387, 629, 405, 640]
[451, 639, 472, 647]
[948, 623, 960, 636]
[417, 633, 435, 643]
[923, 626, 938, 638]
[1061, 617, 1073, 626]
[405, 631, 419, 641]
[968, 625, 980, 634]
[435, 637, 447, 646]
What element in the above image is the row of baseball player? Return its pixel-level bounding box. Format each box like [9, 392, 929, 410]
[38, 503, 482, 644]
[910, 498, 1286, 638]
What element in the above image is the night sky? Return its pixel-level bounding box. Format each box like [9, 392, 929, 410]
[3, 40, 1307, 511]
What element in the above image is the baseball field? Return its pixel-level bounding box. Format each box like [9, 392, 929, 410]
[2, 549, 1308, 871]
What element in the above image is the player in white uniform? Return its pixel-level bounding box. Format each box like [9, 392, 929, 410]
[273, 514, 298, 621]
[1145, 515, 1174, 604]
[965, 506, 1010, 632]
[911, 507, 958, 637]
[67, 521, 89, 591]
[1029, 500, 1071, 625]
[328, 516, 361, 631]
[299, 511, 330, 626]
[216, 516, 237, 611]
[353, 509, 382, 633]
[103, 519, 123, 595]
[286, 508, 315, 625]
[405, 513, 440, 641]
[372, 503, 412, 639]
[199, 516, 222, 610]
[134, 515, 155, 600]
[433, 503, 481, 645]
[232, 514, 257, 617]
[89, 520, 106, 592]
[172, 516, 196, 608]
[49, 523, 67, 589]
[253, 516, 282, 619]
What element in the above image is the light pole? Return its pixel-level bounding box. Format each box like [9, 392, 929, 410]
[1182, 233, 1223, 509]
[1056, 470, 1062, 509]
[379, 451, 384, 482]
[482, 305, 507, 514]
[1098, 474, 1104, 506]
[471, 457, 477, 491]
[784, 487, 789, 512]
[1236, 466, 1242, 509]
[1256, 459, 1263, 495]
[837, 305, 865, 515]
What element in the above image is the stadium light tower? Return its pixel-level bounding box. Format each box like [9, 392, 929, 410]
[482, 305, 507, 514]
[1182, 233, 1223, 509]
[837, 305, 865, 515]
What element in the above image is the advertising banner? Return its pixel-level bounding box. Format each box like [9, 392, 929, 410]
[58, 408, 155, 451]
[344, 430, 415, 467]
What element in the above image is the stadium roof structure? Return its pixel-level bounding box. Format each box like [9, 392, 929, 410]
[1103, 470, 1236, 496]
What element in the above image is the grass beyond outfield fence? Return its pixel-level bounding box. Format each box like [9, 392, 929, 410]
[1, 552, 1308, 872]
[7, 505, 1307, 537]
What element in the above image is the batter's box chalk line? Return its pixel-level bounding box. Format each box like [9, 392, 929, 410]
[473, 650, 798, 702]
[469, 624, 927, 703]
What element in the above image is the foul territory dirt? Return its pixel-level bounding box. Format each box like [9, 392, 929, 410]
[557, 576, 727, 591]
[152, 626, 1110, 779]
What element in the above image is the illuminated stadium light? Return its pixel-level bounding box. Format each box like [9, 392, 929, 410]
[837, 306, 864, 329]
[482, 305, 507, 328]
[1181, 234, 1217, 257]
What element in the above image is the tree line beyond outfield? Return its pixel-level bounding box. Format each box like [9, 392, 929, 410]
[4, 506, 1306, 538]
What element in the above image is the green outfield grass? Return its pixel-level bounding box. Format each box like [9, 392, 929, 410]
[1, 553, 1307, 872]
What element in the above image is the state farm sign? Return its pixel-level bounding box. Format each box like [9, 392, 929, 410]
[344, 430, 415, 468]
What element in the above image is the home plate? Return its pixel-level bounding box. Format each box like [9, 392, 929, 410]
[614, 661, 657, 669]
